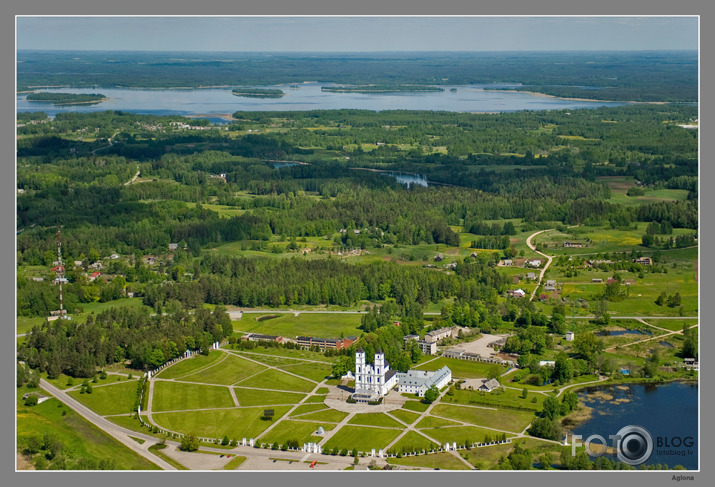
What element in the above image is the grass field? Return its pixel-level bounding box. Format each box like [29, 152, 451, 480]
[68, 380, 140, 416]
[17, 387, 160, 470]
[180, 354, 267, 385]
[402, 400, 430, 413]
[303, 394, 328, 404]
[156, 351, 224, 380]
[258, 420, 334, 445]
[414, 415, 462, 429]
[236, 368, 317, 393]
[323, 425, 402, 452]
[347, 413, 403, 428]
[413, 357, 507, 379]
[234, 389, 306, 407]
[234, 312, 363, 338]
[646, 319, 698, 332]
[387, 408, 423, 425]
[289, 404, 329, 417]
[229, 347, 334, 363]
[388, 451, 472, 470]
[278, 362, 333, 382]
[152, 406, 292, 440]
[223, 455, 247, 470]
[389, 431, 439, 453]
[420, 426, 516, 445]
[430, 404, 535, 434]
[151, 381, 235, 412]
[440, 386, 545, 410]
[290, 408, 349, 423]
[460, 437, 561, 469]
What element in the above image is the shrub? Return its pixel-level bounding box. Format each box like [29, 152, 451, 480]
[222, 435, 230, 446]
[24, 394, 38, 406]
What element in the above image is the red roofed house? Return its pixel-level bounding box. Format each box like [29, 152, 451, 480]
[89, 271, 102, 282]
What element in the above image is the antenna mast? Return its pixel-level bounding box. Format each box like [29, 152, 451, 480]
[55, 229, 65, 316]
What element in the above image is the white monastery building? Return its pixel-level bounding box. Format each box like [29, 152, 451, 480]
[396, 366, 452, 397]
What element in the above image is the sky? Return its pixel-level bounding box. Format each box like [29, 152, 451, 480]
[17, 17, 698, 52]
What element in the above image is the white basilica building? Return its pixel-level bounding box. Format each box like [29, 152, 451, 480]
[353, 348, 451, 403]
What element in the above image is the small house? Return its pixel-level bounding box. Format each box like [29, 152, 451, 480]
[110, 253, 120, 260]
[471, 252, 479, 259]
[434, 253, 443, 262]
[565, 331, 575, 342]
[502, 259, 512, 266]
[592, 278, 603, 283]
[478, 379, 501, 393]
[527, 259, 542, 268]
[526, 272, 537, 280]
[510, 289, 526, 298]
[168, 243, 179, 251]
[633, 257, 652, 266]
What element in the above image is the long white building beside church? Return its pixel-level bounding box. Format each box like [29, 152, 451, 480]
[353, 348, 451, 401]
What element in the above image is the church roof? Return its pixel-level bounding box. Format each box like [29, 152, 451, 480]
[356, 347, 364, 353]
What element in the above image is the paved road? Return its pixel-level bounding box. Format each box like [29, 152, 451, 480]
[38, 379, 176, 470]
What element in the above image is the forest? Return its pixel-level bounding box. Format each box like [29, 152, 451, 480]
[16, 104, 698, 374]
[17, 50, 697, 102]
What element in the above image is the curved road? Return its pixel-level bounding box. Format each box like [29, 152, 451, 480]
[38, 379, 176, 470]
[525, 229, 555, 301]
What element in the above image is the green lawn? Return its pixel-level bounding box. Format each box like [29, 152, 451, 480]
[414, 415, 462, 429]
[388, 431, 440, 454]
[17, 386, 160, 470]
[440, 386, 545, 411]
[645, 319, 698, 332]
[430, 405, 535, 434]
[291, 408, 349, 423]
[402, 400, 430, 413]
[180, 354, 267, 385]
[156, 351, 224, 380]
[388, 451, 472, 470]
[323, 425, 402, 452]
[230, 347, 334, 363]
[258, 420, 334, 445]
[151, 381, 235, 412]
[289, 404, 329, 417]
[278, 362, 333, 382]
[68, 380, 140, 416]
[235, 354, 305, 367]
[234, 312, 363, 338]
[224, 455, 247, 470]
[413, 357, 507, 379]
[387, 408, 423, 425]
[235, 389, 305, 407]
[152, 406, 292, 440]
[420, 426, 516, 445]
[303, 394, 328, 404]
[236, 368, 316, 393]
[347, 413, 403, 428]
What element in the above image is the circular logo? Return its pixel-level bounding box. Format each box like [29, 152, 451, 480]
[615, 425, 653, 466]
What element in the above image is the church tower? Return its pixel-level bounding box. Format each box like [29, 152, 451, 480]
[355, 347, 366, 391]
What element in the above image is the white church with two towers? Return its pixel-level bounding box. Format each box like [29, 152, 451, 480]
[353, 347, 451, 403]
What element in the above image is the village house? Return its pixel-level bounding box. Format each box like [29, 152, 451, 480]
[478, 378, 501, 393]
[526, 272, 537, 280]
[544, 279, 557, 291]
[633, 257, 653, 265]
[501, 259, 513, 266]
[508, 289, 526, 298]
[168, 243, 179, 251]
[563, 241, 584, 248]
[565, 331, 575, 342]
[404, 334, 437, 355]
[434, 253, 444, 262]
[526, 259, 542, 268]
[592, 278, 603, 283]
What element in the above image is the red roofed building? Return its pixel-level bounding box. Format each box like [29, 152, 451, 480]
[89, 271, 102, 281]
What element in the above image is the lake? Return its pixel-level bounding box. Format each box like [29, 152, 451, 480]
[16, 83, 625, 117]
[571, 381, 698, 470]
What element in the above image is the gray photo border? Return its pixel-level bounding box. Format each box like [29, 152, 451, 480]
[4, 2, 711, 487]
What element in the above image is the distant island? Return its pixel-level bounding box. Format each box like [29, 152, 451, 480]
[25, 92, 106, 105]
[322, 84, 444, 93]
[231, 88, 285, 98]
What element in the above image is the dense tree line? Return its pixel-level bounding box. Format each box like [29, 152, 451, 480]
[18, 306, 233, 377]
